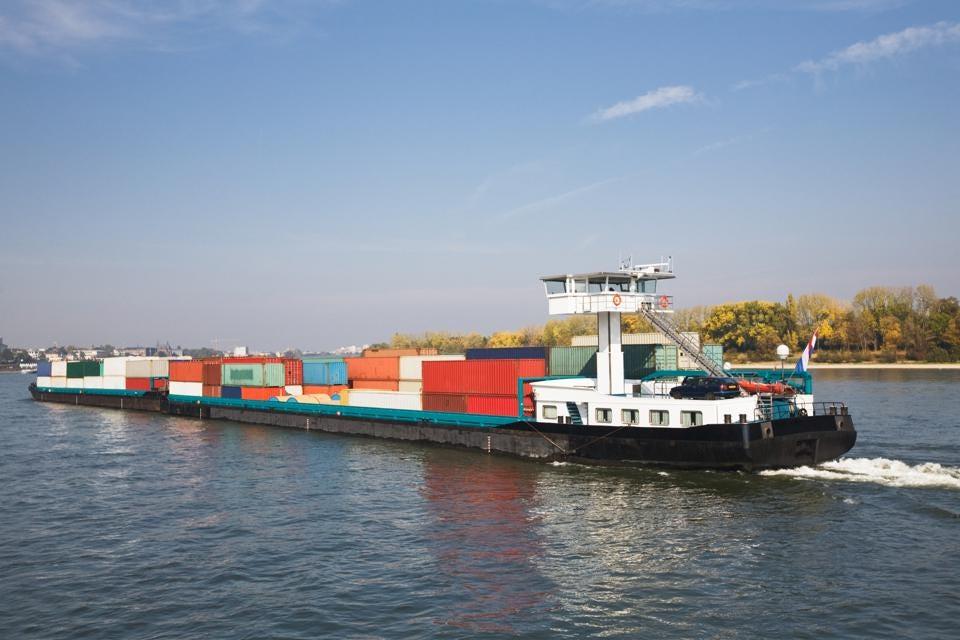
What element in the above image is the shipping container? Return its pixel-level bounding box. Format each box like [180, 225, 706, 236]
[51, 361, 67, 377]
[50, 376, 68, 388]
[201, 360, 222, 386]
[571, 332, 701, 348]
[548, 346, 598, 377]
[36, 376, 52, 387]
[351, 379, 400, 391]
[345, 356, 400, 381]
[36, 362, 52, 376]
[221, 356, 282, 364]
[465, 346, 548, 361]
[284, 359, 303, 385]
[125, 378, 152, 391]
[82, 376, 103, 389]
[302, 384, 347, 396]
[398, 354, 465, 381]
[67, 361, 101, 378]
[67, 378, 84, 389]
[302, 360, 348, 385]
[347, 390, 422, 411]
[169, 381, 203, 397]
[362, 348, 437, 357]
[221, 386, 242, 399]
[102, 376, 126, 390]
[398, 380, 423, 394]
[422, 359, 546, 396]
[240, 387, 284, 401]
[421, 393, 468, 413]
[152, 378, 168, 391]
[202, 385, 221, 398]
[169, 360, 204, 382]
[221, 363, 284, 387]
[102, 357, 129, 377]
[465, 394, 534, 417]
[703, 344, 724, 368]
[126, 358, 169, 378]
[284, 385, 303, 396]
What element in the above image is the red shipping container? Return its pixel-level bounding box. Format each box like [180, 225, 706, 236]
[151, 378, 168, 391]
[422, 393, 468, 413]
[202, 385, 221, 398]
[302, 385, 347, 396]
[125, 377, 152, 391]
[351, 379, 400, 391]
[422, 359, 545, 396]
[345, 357, 400, 381]
[201, 360, 222, 385]
[466, 394, 535, 417]
[283, 359, 303, 385]
[169, 360, 203, 382]
[240, 387, 284, 401]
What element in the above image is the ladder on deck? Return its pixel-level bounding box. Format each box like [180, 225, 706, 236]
[639, 307, 727, 377]
[566, 402, 583, 425]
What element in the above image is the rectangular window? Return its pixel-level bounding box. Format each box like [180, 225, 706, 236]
[595, 408, 612, 424]
[622, 409, 639, 425]
[649, 410, 669, 426]
[543, 405, 558, 420]
[681, 411, 703, 427]
[739, 414, 747, 423]
[724, 414, 732, 424]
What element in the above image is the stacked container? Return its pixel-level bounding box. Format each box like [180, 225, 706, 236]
[344, 354, 401, 391]
[422, 359, 546, 416]
[169, 359, 203, 397]
[546, 345, 677, 378]
[302, 357, 348, 395]
[218, 356, 299, 401]
[397, 354, 465, 393]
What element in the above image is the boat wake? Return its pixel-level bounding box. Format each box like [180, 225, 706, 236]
[761, 457, 960, 490]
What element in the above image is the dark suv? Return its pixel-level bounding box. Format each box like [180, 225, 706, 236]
[669, 376, 741, 400]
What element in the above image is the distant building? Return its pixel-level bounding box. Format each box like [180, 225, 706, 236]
[0, 337, 6, 351]
[233, 346, 249, 357]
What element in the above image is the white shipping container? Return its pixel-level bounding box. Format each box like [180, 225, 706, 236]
[398, 380, 423, 394]
[169, 381, 203, 397]
[83, 376, 104, 389]
[571, 332, 701, 348]
[284, 385, 303, 396]
[347, 390, 422, 411]
[102, 376, 127, 390]
[50, 376, 68, 387]
[102, 357, 131, 377]
[398, 354, 465, 381]
[67, 378, 84, 389]
[125, 358, 170, 378]
[36, 376, 52, 387]
[51, 361, 67, 377]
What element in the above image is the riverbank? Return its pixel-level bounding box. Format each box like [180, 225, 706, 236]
[737, 362, 960, 370]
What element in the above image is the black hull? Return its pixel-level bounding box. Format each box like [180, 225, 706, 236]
[30, 385, 855, 470]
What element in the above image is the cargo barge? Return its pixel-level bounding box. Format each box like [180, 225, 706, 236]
[28, 260, 856, 470]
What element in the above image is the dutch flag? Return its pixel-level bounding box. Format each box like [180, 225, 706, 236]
[795, 328, 819, 373]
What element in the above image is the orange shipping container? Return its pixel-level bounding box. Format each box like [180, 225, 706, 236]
[201, 360, 222, 385]
[465, 394, 535, 417]
[240, 387, 284, 401]
[345, 356, 400, 381]
[169, 360, 203, 382]
[302, 384, 348, 396]
[125, 377, 152, 391]
[284, 359, 303, 385]
[202, 385, 221, 398]
[351, 379, 400, 391]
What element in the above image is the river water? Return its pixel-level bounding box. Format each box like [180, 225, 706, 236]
[1, 370, 957, 639]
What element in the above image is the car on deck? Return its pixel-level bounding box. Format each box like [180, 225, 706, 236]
[669, 376, 741, 400]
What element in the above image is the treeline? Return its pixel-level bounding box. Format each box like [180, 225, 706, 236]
[385, 285, 960, 363]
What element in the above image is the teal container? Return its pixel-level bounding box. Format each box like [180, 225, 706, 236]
[655, 345, 678, 370]
[221, 363, 285, 387]
[67, 361, 102, 378]
[548, 347, 597, 377]
[703, 344, 724, 368]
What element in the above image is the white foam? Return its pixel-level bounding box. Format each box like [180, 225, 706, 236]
[760, 457, 960, 490]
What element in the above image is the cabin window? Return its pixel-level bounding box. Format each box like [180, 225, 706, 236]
[543, 405, 558, 420]
[739, 414, 747, 423]
[544, 280, 566, 295]
[724, 414, 732, 424]
[640, 280, 657, 293]
[649, 410, 669, 426]
[595, 408, 612, 423]
[574, 279, 587, 293]
[681, 411, 703, 427]
[622, 409, 640, 425]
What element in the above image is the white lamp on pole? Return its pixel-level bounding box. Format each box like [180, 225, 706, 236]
[776, 344, 790, 379]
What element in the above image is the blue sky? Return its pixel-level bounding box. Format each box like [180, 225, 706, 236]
[1, 0, 958, 351]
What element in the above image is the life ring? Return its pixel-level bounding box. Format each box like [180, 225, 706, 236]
[658, 295, 670, 310]
[798, 408, 808, 417]
[612, 294, 622, 307]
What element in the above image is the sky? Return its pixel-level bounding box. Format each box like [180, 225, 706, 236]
[0, 0, 958, 352]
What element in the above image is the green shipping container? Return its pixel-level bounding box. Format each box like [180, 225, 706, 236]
[549, 346, 598, 377]
[221, 363, 285, 387]
[549, 345, 673, 378]
[67, 360, 102, 378]
[655, 345, 679, 370]
[703, 344, 724, 368]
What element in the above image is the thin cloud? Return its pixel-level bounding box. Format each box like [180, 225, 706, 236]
[797, 21, 960, 73]
[590, 85, 701, 122]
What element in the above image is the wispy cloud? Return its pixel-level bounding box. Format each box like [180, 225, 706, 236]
[590, 85, 702, 122]
[0, 0, 337, 59]
[498, 177, 621, 220]
[796, 21, 960, 73]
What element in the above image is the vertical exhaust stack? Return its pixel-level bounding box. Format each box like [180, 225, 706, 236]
[540, 260, 675, 397]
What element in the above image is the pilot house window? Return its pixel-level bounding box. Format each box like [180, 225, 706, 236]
[595, 408, 612, 424]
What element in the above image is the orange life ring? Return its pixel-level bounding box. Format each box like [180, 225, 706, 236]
[658, 295, 670, 309]
[612, 294, 622, 307]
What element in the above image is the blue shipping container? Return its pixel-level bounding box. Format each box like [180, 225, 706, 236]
[465, 347, 548, 360]
[37, 361, 52, 376]
[221, 386, 243, 399]
[302, 360, 348, 385]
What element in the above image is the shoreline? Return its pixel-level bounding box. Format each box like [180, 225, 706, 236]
[735, 362, 960, 370]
